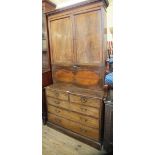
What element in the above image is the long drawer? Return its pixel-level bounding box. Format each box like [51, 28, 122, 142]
[47, 105, 99, 129]
[48, 113, 99, 141]
[46, 96, 100, 118]
[70, 103, 99, 119]
[70, 94, 101, 108]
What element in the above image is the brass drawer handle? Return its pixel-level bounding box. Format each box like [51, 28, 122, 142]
[80, 127, 87, 133]
[54, 100, 60, 104]
[55, 118, 61, 123]
[54, 91, 59, 97]
[80, 108, 87, 112]
[55, 109, 61, 113]
[80, 117, 88, 122]
[81, 97, 87, 103]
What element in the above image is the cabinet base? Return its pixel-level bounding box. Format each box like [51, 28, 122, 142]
[47, 121, 102, 150]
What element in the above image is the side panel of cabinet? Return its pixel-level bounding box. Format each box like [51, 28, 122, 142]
[48, 16, 74, 65]
[74, 10, 103, 65]
[42, 13, 51, 72]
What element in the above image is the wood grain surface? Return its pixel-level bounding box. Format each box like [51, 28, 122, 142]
[70, 103, 100, 118]
[75, 70, 100, 87]
[54, 69, 74, 83]
[47, 104, 99, 129]
[49, 17, 73, 65]
[46, 89, 68, 101]
[74, 10, 102, 65]
[70, 93, 101, 108]
[47, 96, 70, 109]
[48, 113, 99, 140]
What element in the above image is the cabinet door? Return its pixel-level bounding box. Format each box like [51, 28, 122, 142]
[74, 10, 103, 65]
[49, 17, 74, 65]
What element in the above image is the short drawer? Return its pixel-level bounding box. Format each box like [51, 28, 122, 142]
[46, 96, 69, 109]
[70, 94, 101, 108]
[48, 105, 99, 129]
[46, 89, 68, 101]
[70, 103, 99, 119]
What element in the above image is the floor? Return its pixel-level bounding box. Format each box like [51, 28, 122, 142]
[42, 125, 108, 155]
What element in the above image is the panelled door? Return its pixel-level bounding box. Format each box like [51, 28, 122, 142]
[49, 16, 74, 65]
[48, 9, 103, 66]
[74, 10, 103, 65]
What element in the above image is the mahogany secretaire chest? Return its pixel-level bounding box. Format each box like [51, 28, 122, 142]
[45, 0, 109, 149]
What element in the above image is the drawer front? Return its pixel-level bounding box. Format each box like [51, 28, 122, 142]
[46, 89, 68, 101]
[48, 113, 99, 141]
[48, 105, 99, 129]
[70, 103, 99, 118]
[69, 120, 99, 141]
[70, 94, 101, 108]
[46, 96, 69, 109]
[48, 113, 69, 129]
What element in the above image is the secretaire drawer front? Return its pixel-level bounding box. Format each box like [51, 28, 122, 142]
[48, 113, 69, 129]
[48, 105, 99, 129]
[70, 94, 101, 108]
[70, 103, 99, 118]
[46, 89, 68, 101]
[69, 121, 99, 141]
[46, 97, 69, 109]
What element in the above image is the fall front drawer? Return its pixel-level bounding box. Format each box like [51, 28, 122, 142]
[48, 113, 99, 140]
[47, 105, 99, 129]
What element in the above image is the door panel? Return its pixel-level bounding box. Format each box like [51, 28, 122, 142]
[74, 10, 102, 65]
[49, 17, 73, 64]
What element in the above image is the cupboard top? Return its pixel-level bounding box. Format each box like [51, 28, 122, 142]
[46, 0, 109, 16]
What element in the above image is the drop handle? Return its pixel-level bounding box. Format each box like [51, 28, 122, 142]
[55, 109, 61, 113]
[80, 108, 87, 112]
[54, 101, 60, 104]
[54, 91, 59, 97]
[80, 117, 88, 122]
